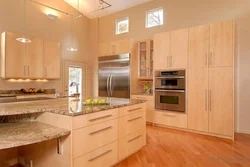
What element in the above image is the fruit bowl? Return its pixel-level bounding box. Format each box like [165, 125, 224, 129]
[21, 88, 45, 93]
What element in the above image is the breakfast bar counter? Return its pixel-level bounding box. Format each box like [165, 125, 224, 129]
[0, 122, 70, 149]
[0, 97, 146, 116]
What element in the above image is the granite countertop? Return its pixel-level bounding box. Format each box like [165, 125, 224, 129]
[0, 122, 70, 149]
[0, 97, 146, 117]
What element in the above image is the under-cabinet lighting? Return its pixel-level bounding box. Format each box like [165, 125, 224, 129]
[7, 79, 48, 82]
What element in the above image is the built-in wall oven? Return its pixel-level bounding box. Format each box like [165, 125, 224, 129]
[155, 70, 186, 112]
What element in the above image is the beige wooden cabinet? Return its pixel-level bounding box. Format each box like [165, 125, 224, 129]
[131, 95, 154, 123]
[154, 28, 188, 70]
[208, 67, 233, 136]
[188, 20, 235, 137]
[209, 20, 234, 67]
[137, 40, 154, 79]
[99, 39, 134, 56]
[26, 37, 44, 78]
[1, 32, 61, 79]
[153, 32, 170, 70]
[43, 40, 61, 79]
[170, 28, 189, 69]
[1, 32, 27, 78]
[154, 111, 188, 129]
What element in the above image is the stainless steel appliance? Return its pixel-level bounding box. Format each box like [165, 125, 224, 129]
[155, 70, 186, 112]
[98, 54, 130, 98]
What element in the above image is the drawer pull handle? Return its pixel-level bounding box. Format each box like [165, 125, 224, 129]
[88, 149, 112, 162]
[127, 116, 142, 122]
[89, 126, 112, 135]
[163, 114, 176, 117]
[127, 135, 142, 143]
[89, 115, 113, 122]
[128, 107, 142, 112]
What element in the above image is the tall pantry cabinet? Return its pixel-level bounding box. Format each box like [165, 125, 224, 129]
[188, 20, 234, 137]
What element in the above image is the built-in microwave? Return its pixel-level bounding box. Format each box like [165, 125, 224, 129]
[155, 70, 186, 112]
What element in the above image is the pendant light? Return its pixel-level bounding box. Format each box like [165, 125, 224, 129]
[67, 16, 78, 52]
[67, 0, 79, 52]
[16, 0, 32, 43]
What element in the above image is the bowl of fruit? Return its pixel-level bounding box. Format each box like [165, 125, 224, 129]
[21, 88, 45, 93]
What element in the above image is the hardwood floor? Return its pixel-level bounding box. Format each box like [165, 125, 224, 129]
[115, 125, 250, 167]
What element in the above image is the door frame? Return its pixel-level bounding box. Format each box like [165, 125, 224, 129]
[63, 60, 86, 97]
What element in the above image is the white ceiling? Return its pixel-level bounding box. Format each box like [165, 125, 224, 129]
[64, 0, 153, 19]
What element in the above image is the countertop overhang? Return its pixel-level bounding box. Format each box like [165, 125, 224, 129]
[0, 122, 70, 150]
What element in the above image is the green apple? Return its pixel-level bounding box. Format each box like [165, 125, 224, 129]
[93, 99, 99, 104]
[99, 99, 107, 104]
[85, 99, 92, 105]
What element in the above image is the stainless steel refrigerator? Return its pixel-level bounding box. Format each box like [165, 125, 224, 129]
[98, 54, 130, 98]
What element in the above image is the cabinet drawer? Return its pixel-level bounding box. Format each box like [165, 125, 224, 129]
[119, 129, 146, 161]
[73, 108, 118, 130]
[74, 141, 118, 167]
[119, 103, 145, 117]
[119, 112, 146, 139]
[154, 111, 187, 128]
[73, 119, 118, 158]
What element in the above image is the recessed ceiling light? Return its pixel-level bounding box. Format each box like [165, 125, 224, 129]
[47, 14, 58, 20]
[16, 38, 32, 43]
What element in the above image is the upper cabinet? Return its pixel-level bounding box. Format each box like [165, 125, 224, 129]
[99, 39, 134, 57]
[1, 32, 26, 78]
[138, 40, 154, 79]
[44, 40, 61, 79]
[154, 28, 188, 70]
[170, 28, 189, 69]
[153, 32, 170, 70]
[1, 32, 61, 79]
[26, 37, 44, 78]
[189, 24, 210, 68]
[189, 20, 234, 68]
[209, 20, 234, 67]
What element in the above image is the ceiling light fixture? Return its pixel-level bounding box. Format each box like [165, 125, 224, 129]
[47, 13, 58, 20]
[16, 0, 32, 43]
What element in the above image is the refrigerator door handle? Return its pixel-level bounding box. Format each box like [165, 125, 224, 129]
[107, 75, 110, 97]
[110, 75, 113, 97]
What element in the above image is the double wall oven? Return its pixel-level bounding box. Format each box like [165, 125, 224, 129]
[155, 70, 186, 113]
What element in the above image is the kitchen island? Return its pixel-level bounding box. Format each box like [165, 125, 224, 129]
[0, 97, 146, 167]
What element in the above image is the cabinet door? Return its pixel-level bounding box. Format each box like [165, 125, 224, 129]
[148, 40, 154, 77]
[170, 28, 189, 69]
[188, 68, 209, 132]
[208, 67, 233, 136]
[26, 37, 44, 78]
[2, 32, 26, 78]
[138, 41, 148, 78]
[99, 43, 109, 56]
[209, 20, 234, 67]
[189, 25, 210, 68]
[153, 32, 170, 70]
[115, 39, 132, 54]
[44, 40, 61, 79]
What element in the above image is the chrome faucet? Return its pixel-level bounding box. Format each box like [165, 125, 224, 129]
[70, 82, 79, 95]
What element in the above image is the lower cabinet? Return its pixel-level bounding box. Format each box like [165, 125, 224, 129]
[154, 111, 188, 129]
[72, 103, 146, 167]
[73, 119, 118, 158]
[131, 95, 154, 123]
[74, 141, 118, 167]
[119, 129, 146, 160]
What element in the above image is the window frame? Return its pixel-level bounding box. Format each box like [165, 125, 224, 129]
[115, 17, 129, 35]
[145, 7, 164, 28]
